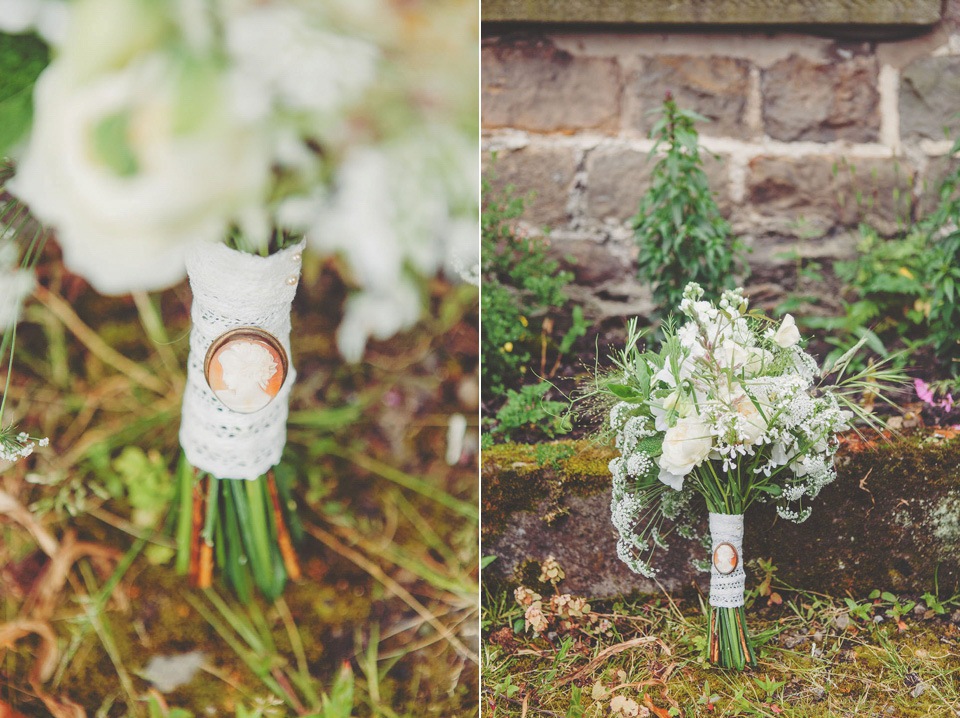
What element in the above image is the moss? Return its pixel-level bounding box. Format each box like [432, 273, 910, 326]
[484, 433, 960, 596]
[750, 433, 960, 596]
[482, 439, 616, 538]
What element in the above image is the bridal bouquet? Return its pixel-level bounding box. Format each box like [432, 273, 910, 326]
[603, 282, 889, 669]
[0, 0, 477, 599]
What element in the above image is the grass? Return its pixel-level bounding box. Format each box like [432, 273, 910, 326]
[0, 248, 479, 716]
[481, 575, 960, 717]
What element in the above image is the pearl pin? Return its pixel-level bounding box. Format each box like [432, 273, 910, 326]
[291, 253, 301, 263]
[286, 275, 298, 286]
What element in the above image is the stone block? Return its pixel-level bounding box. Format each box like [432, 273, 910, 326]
[838, 157, 915, 234]
[482, 36, 623, 134]
[746, 155, 910, 235]
[585, 148, 652, 223]
[483, 438, 960, 599]
[549, 239, 631, 287]
[586, 147, 732, 225]
[484, 146, 579, 228]
[633, 56, 752, 139]
[900, 56, 960, 142]
[482, 0, 941, 24]
[762, 55, 880, 142]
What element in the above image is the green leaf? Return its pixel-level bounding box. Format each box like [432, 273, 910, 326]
[322, 662, 355, 718]
[881, 591, 897, 603]
[0, 32, 49, 157]
[481, 555, 498, 569]
[607, 383, 641, 400]
[755, 484, 782, 496]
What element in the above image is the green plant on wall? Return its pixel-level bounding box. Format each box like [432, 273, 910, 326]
[632, 93, 747, 312]
[923, 136, 960, 373]
[481, 174, 584, 397]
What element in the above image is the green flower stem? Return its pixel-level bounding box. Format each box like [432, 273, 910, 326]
[710, 605, 755, 670]
[202, 473, 219, 547]
[175, 461, 292, 602]
[222, 485, 253, 604]
[174, 456, 194, 575]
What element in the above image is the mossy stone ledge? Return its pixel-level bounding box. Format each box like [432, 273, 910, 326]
[482, 435, 960, 599]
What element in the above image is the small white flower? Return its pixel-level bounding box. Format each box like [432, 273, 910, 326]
[774, 314, 801, 348]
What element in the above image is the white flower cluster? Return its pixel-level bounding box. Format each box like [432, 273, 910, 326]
[6, 0, 477, 360]
[607, 282, 856, 578]
[609, 398, 702, 579]
[0, 430, 48, 463]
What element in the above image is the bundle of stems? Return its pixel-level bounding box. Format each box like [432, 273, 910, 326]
[708, 603, 756, 669]
[174, 458, 302, 602]
[692, 470, 757, 669]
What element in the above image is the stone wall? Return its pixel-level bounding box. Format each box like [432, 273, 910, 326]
[482, 5, 960, 319]
[483, 437, 960, 599]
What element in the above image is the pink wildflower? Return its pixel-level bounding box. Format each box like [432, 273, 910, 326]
[915, 378, 935, 405]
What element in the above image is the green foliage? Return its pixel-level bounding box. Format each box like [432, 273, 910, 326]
[632, 94, 746, 312]
[482, 175, 582, 397]
[792, 141, 960, 376]
[490, 382, 568, 441]
[534, 441, 575, 470]
[781, 224, 931, 372]
[109, 446, 174, 529]
[922, 139, 960, 370]
[0, 32, 49, 157]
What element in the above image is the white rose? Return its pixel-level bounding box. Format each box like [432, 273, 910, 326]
[11, 57, 271, 294]
[658, 415, 714, 490]
[774, 314, 801, 348]
[733, 391, 769, 445]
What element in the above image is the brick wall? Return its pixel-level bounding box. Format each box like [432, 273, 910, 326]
[482, 7, 960, 318]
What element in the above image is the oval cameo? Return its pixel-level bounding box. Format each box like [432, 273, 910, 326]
[204, 328, 288, 414]
[713, 542, 738, 575]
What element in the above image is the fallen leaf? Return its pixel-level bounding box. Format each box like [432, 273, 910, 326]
[0, 698, 31, 718]
[143, 651, 206, 693]
[643, 694, 670, 718]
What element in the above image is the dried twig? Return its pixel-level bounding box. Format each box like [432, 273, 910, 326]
[556, 636, 669, 687]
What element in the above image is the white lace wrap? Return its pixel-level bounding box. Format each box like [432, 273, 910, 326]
[708, 512, 746, 608]
[178, 240, 304, 480]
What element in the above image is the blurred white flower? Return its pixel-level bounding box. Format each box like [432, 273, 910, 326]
[11, 56, 272, 294]
[0, 0, 67, 45]
[223, 1, 379, 121]
[309, 127, 478, 360]
[0, 244, 34, 330]
[336, 281, 421, 362]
